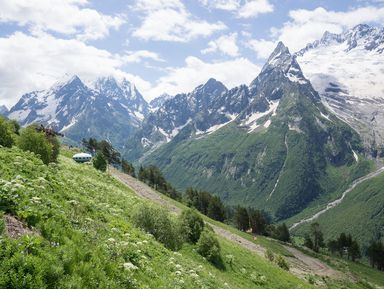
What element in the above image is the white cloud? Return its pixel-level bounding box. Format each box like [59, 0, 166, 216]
[123, 50, 164, 63]
[246, 39, 276, 59]
[272, 6, 384, 51]
[147, 56, 261, 99]
[237, 0, 274, 18]
[133, 0, 226, 42]
[199, 0, 240, 11]
[0, 32, 151, 107]
[201, 33, 240, 57]
[0, 0, 124, 41]
[200, 0, 273, 18]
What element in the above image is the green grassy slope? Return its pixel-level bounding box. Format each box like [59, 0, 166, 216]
[0, 146, 315, 289]
[290, 170, 384, 247]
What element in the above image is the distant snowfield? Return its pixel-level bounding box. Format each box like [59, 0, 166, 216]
[297, 42, 384, 100]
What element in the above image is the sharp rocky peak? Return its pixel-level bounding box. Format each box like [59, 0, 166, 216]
[297, 23, 384, 55]
[262, 41, 293, 72]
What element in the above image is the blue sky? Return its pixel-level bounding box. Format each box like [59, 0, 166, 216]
[0, 0, 383, 107]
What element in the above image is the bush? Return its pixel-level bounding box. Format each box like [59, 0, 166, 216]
[132, 204, 183, 250]
[0, 116, 14, 147]
[93, 152, 107, 172]
[17, 126, 52, 164]
[179, 209, 204, 244]
[275, 255, 289, 271]
[196, 229, 221, 264]
[265, 249, 274, 262]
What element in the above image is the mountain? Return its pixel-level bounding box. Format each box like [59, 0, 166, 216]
[149, 93, 173, 110]
[0, 105, 8, 115]
[7, 75, 149, 148]
[296, 24, 384, 156]
[131, 42, 365, 221]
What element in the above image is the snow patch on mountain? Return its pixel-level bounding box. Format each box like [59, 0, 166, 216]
[244, 100, 279, 133]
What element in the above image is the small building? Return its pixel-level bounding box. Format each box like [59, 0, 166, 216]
[72, 153, 92, 163]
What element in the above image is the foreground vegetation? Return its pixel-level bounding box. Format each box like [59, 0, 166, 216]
[0, 145, 316, 288]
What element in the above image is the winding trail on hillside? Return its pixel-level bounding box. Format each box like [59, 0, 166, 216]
[110, 167, 341, 279]
[290, 166, 384, 231]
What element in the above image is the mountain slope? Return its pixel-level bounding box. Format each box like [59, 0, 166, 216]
[140, 42, 365, 221]
[290, 166, 384, 247]
[7, 75, 148, 148]
[296, 24, 384, 155]
[0, 146, 317, 289]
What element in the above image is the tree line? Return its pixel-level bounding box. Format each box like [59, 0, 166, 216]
[0, 118, 60, 165]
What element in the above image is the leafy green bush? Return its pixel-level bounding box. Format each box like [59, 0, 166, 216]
[275, 255, 289, 271]
[0, 116, 14, 147]
[179, 209, 204, 244]
[132, 203, 183, 251]
[265, 248, 274, 262]
[17, 126, 52, 165]
[93, 152, 107, 172]
[196, 229, 221, 264]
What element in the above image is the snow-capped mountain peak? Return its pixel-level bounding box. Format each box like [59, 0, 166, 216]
[296, 23, 384, 150]
[0, 105, 8, 115]
[7, 75, 149, 147]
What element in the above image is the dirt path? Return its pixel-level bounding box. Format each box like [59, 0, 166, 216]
[110, 167, 342, 279]
[290, 166, 384, 230]
[283, 246, 341, 278]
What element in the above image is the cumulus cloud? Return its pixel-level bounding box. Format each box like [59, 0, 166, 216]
[199, 0, 240, 10]
[146, 56, 261, 99]
[201, 33, 240, 57]
[0, 32, 151, 107]
[0, 0, 124, 41]
[246, 39, 276, 59]
[272, 6, 384, 51]
[123, 50, 164, 63]
[238, 0, 274, 18]
[133, 0, 226, 42]
[200, 0, 274, 18]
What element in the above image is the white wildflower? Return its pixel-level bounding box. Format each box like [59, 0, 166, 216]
[123, 262, 138, 271]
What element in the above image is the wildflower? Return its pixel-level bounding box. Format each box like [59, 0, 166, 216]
[123, 262, 138, 271]
[107, 238, 116, 243]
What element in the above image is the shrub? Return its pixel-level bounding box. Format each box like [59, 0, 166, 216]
[265, 249, 274, 262]
[179, 209, 204, 244]
[275, 255, 289, 271]
[93, 152, 107, 172]
[196, 229, 221, 264]
[132, 204, 183, 250]
[17, 126, 52, 164]
[0, 116, 14, 147]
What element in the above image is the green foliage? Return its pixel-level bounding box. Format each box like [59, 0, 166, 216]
[93, 152, 107, 172]
[82, 137, 121, 165]
[17, 126, 52, 165]
[179, 209, 204, 244]
[275, 255, 289, 271]
[132, 203, 183, 251]
[196, 229, 221, 265]
[265, 249, 274, 262]
[0, 116, 14, 148]
[185, 188, 225, 222]
[367, 240, 384, 271]
[270, 223, 290, 242]
[235, 206, 249, 231]
[248, 208, 268, 235]
[121, 158, 135, 177]
[308, 223, 325, 252]
[0, 146, 377, 288]
[138, 165, 182, 201]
